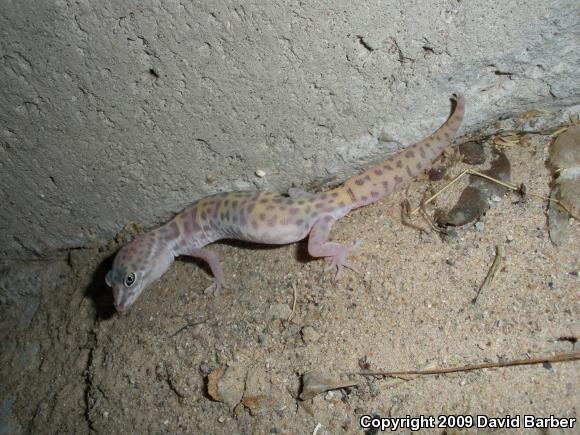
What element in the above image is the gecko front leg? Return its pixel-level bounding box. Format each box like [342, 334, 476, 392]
[307, 215, 362, 278]
[181, 247, 228, 292]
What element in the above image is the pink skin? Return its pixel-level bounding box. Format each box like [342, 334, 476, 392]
[106, 94, 465, 311]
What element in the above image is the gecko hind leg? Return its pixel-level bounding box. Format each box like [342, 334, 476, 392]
[307, 216, 362, 278]
[181, 247, 228, 293]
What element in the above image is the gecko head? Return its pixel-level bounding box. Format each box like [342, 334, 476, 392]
[105, 234, 174, 312]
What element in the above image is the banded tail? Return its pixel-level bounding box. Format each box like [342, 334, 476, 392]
[341, 94, 465, 208]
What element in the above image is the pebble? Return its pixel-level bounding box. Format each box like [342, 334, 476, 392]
[475, 221, 485, 231]
[301, 326, 321, 344]
[255, 169, 266, 178]
[325, 391, 336, 401]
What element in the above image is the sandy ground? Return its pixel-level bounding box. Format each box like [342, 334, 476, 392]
[1, 132, 578, 434]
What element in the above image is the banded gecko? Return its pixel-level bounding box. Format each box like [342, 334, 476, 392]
[106, 94, 465, 311]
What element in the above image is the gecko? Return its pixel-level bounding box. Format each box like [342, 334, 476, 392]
[106, 94, 465, 312]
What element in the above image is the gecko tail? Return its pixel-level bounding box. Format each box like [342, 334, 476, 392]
[342, 93, 466, 209]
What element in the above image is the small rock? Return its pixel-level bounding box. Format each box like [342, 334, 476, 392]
[491, 195, 502, 202]
[325, 391, 336, 401]
[475, 221, 485, 231]
[506, 234, 514, 242]
[267, 303, 291, 320]
[301, 326, 321, 344]
[255, 169, 266, 178]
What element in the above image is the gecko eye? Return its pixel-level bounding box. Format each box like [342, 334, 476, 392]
[105, 271, 113, 287]
[124, 272, 136, 288]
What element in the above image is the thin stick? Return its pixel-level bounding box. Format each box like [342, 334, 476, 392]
[287, 283, 298, 322]
[472, 245, 505, 304]
[358, 352, 580, 377]
[410, 169, 470, 215]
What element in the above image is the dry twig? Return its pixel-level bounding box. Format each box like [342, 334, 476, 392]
[358, 352, 580, 377]
[472, 245, 505, 304]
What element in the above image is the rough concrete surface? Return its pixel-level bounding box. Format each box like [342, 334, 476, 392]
[0, 0, 579, 259]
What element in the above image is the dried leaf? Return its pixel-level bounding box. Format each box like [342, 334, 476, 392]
[300, 371, 358, 400]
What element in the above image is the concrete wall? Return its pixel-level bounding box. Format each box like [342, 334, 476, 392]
[1, 0, 578, 258]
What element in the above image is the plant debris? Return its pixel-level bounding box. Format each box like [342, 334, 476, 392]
[299, 371, 358, 400]
[548, 125, 580, 245]
[435, 148, 511, 227]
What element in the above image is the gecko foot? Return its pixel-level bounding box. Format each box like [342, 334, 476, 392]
[203, 277, 229, 296]
[324, 239, 362, 278]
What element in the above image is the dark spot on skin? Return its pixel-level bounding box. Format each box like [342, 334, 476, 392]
[435, 134, 441, 141]
[259, 198, 268, 204]
[425, 142, 431, 148]
[388, 157, 394, 162]
[266, 204, 275, 210]
[384, 164, 393, 171]
[267, 215, 278, 227]
[395, 175, 403, 183]
[304, 221, 310, 229]
[382, 180, 389, 190]
[346, 188, 356, 203]
[323, 215, 333, 222]
[305, 206, 312, 214]
[289, 207, 299, 214]
[355, 178, 365, 186]
[296, 219, 304, 226]
[246, 203, 255, 213]
[331, 191, 339, 198]
[315, 203, 324, 209]
[396, 160, 403, 168]
[374, 168, 383, 176]
[298, 200, 305, 205]
[223, 199, 229, 206]
[224, 210, 230, 220]
[338, 201, 346, 208]
[239, 215, 247, 227]
[416, 162, 423, 171]
[201, 212, 207, 220]
[361, 195, 368, 202]
[319, 193, 328, 200]
[405, 151, 415, 158]
[371, 191, 380, 198]
[444, 131, 450, 138]
[323, 206, 334, 213]
[232, 215, 238, 224]
[365, 174, 371, 181]
[279, 205, 287, 211]
[273, 198, 283, 204]
[419, 148, 426, 159]
[259, 213, 266, 221]
[251, 219, 258, 229]
[287, 199, 295, 205]
[406, 165, 413, 177]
